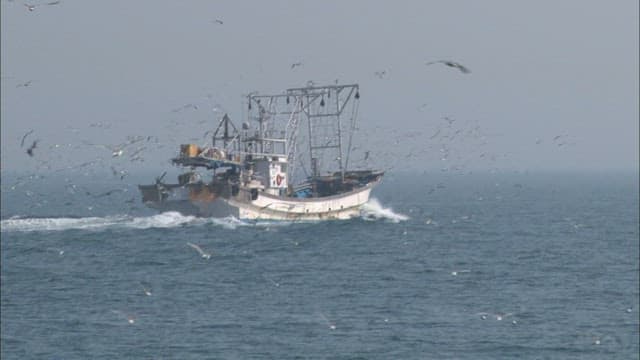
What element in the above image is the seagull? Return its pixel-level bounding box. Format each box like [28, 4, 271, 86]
[171, 103, 199, 113]
[84, 137, 143, 157]
[263, 275, 280, 287]
[140, 283, 152, 296]
[475, 312, 513, 321]
[110, 166, 128, 180]
[26, 140, 38, 157]
[290, 61, 303, 69]
[187, 242, 212, 259]
[111, 310, 136, 324]
[92, 188, 125, 198]
[494, 312, 513, 321]
[128, 147, 145, 159]
[451, 269, 470, 276]
[374, 70, 387, 79]
[213, 19, 224, 24]
[16, 80, 32, 87]
[24, 1, 59, 11]
[364, 150, 370, 161]
[47, 247, 64, 255]
[20, 130, 34, 147]
[426, 60, 471, 74]
[112, 149, 124, 157]
[318, 312, 336, 330]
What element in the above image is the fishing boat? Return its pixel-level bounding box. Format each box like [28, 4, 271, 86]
[139, 83, 383, 220]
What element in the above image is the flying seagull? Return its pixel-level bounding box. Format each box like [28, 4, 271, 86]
[20, 130, 34, 147]
[374, 70, 387, 79]
[214, 19, 224, 25]
[426, 60, 471, 74]
[290, 61, 303, 69]
[92, 188, 125, 198]
[16, 80, 32, 88]
[24, 1, 60, 11]
[187, 242, 212, 259]
[26, 140, 38, 157]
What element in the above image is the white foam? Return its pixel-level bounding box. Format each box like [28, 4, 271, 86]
[1, 201, 407, 232]
[0, 215, 128, 232]
[126, 211, 197, 229]
[360, 198, 409, 223]
[2, 212, 198, 232]
[205, 216, 252, 230]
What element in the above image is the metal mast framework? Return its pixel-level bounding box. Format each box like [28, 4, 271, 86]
[286, 84, 360, 181]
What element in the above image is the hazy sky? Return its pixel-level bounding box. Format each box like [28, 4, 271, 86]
[1, 0, 638, 175]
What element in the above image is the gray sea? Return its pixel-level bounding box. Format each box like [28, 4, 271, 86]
[1, 171, 638, 359]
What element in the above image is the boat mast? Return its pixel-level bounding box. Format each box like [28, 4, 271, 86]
[245, 93, 303, 173]
[212, 113, 238, 151]
[286, 83, 359, 182]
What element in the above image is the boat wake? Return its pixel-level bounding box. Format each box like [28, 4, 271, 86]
[360, 198, 409, 223]
[2, 199, 407, 232]
[0, 212, 250, 232]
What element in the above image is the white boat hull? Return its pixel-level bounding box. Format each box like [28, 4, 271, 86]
[147, 181, 379, 221]
[184, 181, 377, 220]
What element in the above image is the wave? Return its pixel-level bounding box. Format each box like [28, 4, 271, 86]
[0, 212, 248, 232]
[360, 198, 409, 223]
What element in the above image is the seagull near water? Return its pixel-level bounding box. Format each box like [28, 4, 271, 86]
[111, 310, 136, 324]
[451, 269, 470, 276]
[187, 242, 212, 259]
[476, 312, 516, 323]
[426, 60, 471, 74]
[140, 283, 152, 296]
[46, 247, 64, 255]
[318, 312, 337, 330]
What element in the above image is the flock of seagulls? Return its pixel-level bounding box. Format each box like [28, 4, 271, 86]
[0, 5, 620, 349]
[476, 312, 517, 324]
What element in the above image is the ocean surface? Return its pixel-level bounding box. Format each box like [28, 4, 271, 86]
[1, 171, 638, 359]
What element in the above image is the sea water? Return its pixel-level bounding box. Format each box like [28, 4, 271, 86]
[1, 171, 638, 359]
